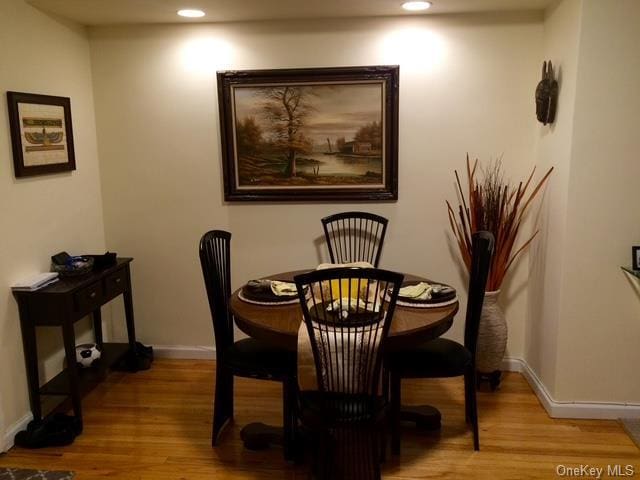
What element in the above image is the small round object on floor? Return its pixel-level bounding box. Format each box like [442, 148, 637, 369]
[75, 343, 102, 368]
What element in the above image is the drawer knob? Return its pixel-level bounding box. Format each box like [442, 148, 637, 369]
[115, 278, 121, 283]
[89, 292, 97, 298]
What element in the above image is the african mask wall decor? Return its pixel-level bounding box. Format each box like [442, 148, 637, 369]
[535, 61, 558, 125]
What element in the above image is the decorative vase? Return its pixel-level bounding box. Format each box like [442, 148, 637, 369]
[476, 290, 507, 389]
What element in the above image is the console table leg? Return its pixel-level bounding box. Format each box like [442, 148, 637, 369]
[93, 308, 103, 348]
[62, 320, 83, 431]
[18, 300, 41, 422]
[123, 268, 137, 351]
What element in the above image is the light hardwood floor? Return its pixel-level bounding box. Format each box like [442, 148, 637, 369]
[1, 359, 638, 479]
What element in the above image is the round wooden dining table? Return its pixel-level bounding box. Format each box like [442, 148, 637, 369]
[229, 269, 460, 452]
[230, 270, 459, 352]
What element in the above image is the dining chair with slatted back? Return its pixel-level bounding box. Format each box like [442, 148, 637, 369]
[321, 212, 389, 267]
[199, 230, 297, 457]
[387, 231, 494, 453]
[294, 267, 404, 480]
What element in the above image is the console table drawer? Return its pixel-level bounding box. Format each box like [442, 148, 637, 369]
[75, 281, 103, 314]
[104, 269, 126, 299]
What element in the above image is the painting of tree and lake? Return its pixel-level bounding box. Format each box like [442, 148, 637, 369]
[233, 82, 385, 188]
[218, 66, 399, 201]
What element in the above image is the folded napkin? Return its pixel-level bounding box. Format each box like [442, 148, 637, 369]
[398, 282, 455, 301]
[316, 261, 374, 270]
[270, 280, 298, 297]
[244, 279, 297, 299]
[326, 297, 380, 318]
[399, 282, 432, 300]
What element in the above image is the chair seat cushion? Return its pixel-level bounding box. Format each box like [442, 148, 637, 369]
[224, 338, 296, 379]
[299, 391, 388, 427]
[387, 338, 471, 378]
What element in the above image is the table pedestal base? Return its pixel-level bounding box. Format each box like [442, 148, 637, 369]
[400, 405, 441, 430]
[240, 422, 284, 450]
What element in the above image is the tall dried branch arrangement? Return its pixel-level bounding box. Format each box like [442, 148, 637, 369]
[447, 155, 553, 291]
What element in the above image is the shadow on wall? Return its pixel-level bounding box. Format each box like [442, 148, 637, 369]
[313, 235, 329, 265]
[524, 184, 551, 375]
[623, 273, 640, 304]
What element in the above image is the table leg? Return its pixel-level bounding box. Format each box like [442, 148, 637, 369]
[61, 320, 83, 432]
[93, 307, 103, 348]
[17, 300, 42, 422]
[123, 267, 137, 352]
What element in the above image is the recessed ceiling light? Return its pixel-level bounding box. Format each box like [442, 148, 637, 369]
[177, 9, 205, 18]
[402, 1, 432, 11]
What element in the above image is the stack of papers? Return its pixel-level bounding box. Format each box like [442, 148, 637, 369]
[12, 272, 59, 291]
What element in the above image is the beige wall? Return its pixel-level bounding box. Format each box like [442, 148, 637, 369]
[554, 0, 640, 402]
[527, 0, 640, 405]
[2, 0, 636, 441]
[0, 0, 105, 445]
[526, 0, 582, 398]
[89, 14, 543, 355]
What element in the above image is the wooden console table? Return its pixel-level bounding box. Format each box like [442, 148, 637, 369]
[12, 258, 138, 430]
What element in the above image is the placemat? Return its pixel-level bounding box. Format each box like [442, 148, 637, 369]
[387, 280, 458, 308]
[238, 290, 300, 306]
[395, 296, 459, 308]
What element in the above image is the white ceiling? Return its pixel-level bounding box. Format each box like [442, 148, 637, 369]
[27, 0, 556, 26]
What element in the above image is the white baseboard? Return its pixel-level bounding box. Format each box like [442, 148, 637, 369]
[501, 356, 525, 373]
[2, 412, 32, 452]
[502, 356, 640, 420]
[152, 345, 216, 360]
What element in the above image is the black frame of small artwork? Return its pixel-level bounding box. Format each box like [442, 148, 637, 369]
[632, 246, 640, 271]
[216, 65, 399, 202]
[7, 91, 76, 178]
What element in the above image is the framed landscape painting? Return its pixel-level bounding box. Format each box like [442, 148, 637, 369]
[217, 66, 399, 201]
[7, 92, 76, 178]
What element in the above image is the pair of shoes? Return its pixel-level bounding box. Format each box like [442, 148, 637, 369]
[14, 414, 82, 448]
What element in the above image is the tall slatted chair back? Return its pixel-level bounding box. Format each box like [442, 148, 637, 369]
[199, 230, 233, 355]
[463, 231, 495, 362]
[321, 212, 389, 267]
[295, 267, 403, 397]
[295, 267, 403, 480]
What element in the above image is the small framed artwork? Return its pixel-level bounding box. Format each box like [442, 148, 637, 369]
[633, 246, 640, 271]
[217, 65, 399, 201]
[7, 91, 76, 178]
